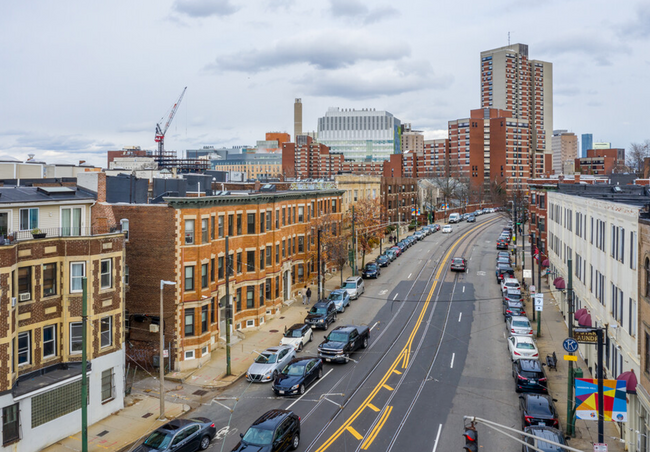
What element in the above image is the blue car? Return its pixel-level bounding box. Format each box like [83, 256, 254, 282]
[328, 289, 351, 313]
[272, 357, 323, 396]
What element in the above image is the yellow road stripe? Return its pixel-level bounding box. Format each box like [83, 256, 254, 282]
[361, 406, 393, 450]
[347, 426, 364, 440]
[315, 219, 497, 452]
[367, 403, 380, 412]
[382, 384, 394, 391]
[392, 370, 402, 375]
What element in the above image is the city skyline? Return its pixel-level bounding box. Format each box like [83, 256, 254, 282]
[1, 0, 648, 168]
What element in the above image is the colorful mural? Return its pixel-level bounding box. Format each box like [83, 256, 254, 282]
[575, 378, 627, 422]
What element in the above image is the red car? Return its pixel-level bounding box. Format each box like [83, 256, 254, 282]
[450, 257, 467, 272]
[390, 246, 402, 257]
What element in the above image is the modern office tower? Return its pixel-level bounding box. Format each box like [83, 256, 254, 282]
[294, 98, 303, 139]
[317, 107, 402, 161]
[552, 130, 578, 174]
[480, 43, 553, 177]
[581, 133, 593, 158]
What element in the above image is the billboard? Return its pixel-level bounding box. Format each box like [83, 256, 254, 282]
[575, 378, 627, 422]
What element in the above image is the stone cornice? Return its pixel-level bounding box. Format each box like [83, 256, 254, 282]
[165, 189, 344, 209]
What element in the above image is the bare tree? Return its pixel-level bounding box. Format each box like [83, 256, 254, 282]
[346, 197, 386, 269]
[627, 140, 650, 177]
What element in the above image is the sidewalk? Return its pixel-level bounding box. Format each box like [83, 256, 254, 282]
[517, 246, 625, 451]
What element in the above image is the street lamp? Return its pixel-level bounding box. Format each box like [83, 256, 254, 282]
[159, 280, 176, 420]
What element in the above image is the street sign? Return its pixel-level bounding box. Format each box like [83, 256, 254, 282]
[529, 285, 536, 295]
[523, 269, 532, 279]
[534, 293, 543, 311]
[563, 338, 579, 353]
[163, 349, 169, 358]
[594, 444, 607, 452]
[564, 355, 578, 361]
[574, 328, 604, 344]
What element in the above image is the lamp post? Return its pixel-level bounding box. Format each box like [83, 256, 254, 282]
[159, 280, 176, 420]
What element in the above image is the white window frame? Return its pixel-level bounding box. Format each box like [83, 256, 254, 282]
[70, 262, 86, 293]
[184, 350, 195, 360]
[19, 207, 38, 231]
[100, 258, 112, 289]
[120, 218, 129, 240]
[18, 331, 30, 365]
[60, 206, 83, 237]
[101, 368, 114, 402]
[100, 316, 112, 348]
[70, 322, 83, 354]
[43, 324, 57, 359]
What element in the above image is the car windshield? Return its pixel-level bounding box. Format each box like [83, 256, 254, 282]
[528, 400, 552, 416]
[513, 320, 530, 328]
[327, 332, 349, 342]
[366, 264, 377, 270]
[283, 364, 306, 376]
[255, 353, 277, 364]
[511, 308, 525, 314]
[285, 329, 303, 338]
[517, 343, 536, 350]
[341, 282, 356, 289]
[329, 293, 343, 301]
[242, 427, 274, 446]
[521, 370, 542, 378]
[506, 294, 522, 301]
[310, 306, 328, 315]
[143, 431, 173, 449]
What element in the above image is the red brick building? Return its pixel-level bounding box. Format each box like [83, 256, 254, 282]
[575, 148, 626, 175]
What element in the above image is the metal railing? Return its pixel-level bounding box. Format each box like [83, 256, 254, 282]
[1, 224, 124, 245]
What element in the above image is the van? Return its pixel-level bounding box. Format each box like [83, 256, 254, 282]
[448, 213, 461, 223]
[341, 276, 365, 300]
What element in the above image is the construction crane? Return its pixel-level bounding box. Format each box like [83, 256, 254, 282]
[154, 87, 187, 158]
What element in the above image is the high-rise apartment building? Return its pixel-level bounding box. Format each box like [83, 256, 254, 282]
[480, 44, 553, 177]
[551, 130, 578, 175]
[581, 133, 593, 158]
[294, 98, 303, 140]
[401, 123, 424, 154]
[317, 108, 402, 162]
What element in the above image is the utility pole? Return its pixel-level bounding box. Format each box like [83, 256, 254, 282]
[225, 236, 231, 376]
[566, 258, 575, 436]
[597, 328, 605, 444]
[317, 229, 322, 302]
[351, 206, 356, 276]
[531, 231, 536, 293]
[159, 279, 176, 419]
[513, 194, 518, 267]
[81, 278, 88, 452]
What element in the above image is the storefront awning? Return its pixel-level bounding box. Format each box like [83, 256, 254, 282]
[577, 312, 592, 327]
[554, 278, 566, 289]
[617, 370, 638, 394]
[542, 259, 550, 267]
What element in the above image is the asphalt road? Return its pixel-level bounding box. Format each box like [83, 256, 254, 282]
[192, 213, 523, 452]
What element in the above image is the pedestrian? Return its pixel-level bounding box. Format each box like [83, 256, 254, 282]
[306, 287, 312, 304]
[301, 286, 307, 305]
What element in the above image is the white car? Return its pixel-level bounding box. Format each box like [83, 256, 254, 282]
[280, 323, 313, 351]
[501, 278, 521, 293]
[507, 315, 534, 337]
[442, 225, 453, 233]
[507, 336, 539, 361]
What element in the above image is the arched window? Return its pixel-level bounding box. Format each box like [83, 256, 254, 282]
[645, 258, 650, 298]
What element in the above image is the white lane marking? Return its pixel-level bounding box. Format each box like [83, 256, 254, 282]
[450, 353, 455, 369]
[370, 321, 379, 331]
[287, 368, 333, 409]
[408, 273, 412, 279]
[458, 312, 462, 322]
[432, 423, 443, 452]
[393, 293, 399, 300]
[462, 286, 465, 293]
[379, 289, 388, 295]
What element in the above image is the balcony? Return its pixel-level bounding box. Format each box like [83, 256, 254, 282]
[1, 224, 124, 245]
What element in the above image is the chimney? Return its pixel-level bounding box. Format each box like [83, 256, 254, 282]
[294, 98, 303, 141]
[79, 160, 86, 166]
[255, 180, 261, 192]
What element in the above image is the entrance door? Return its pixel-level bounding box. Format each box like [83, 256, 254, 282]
[2, 403, 20, 445]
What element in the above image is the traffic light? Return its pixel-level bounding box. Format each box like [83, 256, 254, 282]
[463, 426, 478, 452]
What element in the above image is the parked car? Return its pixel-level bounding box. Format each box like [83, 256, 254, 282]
[376, 255, 390, 267]
[246, 346, 296, 382]
[449, 213, 461, 223]
[522, 426, 567, 452]
[384, 249, 397, 261]
[496, 251, 511, 261]
[450, 257, 468, 272]
[503, 300, 526, 319]
[442, 225, 453, 233]
[272, 357, 323, 396]
[304, 300, 337, 330]
[507, 336, 539, 361]
[467, 215, 476, 223]
[507, 316, 534, 337]
[414, 231, 425, 240]
[232, 409, 300, 452]
[280, 324, 313, 351]
[496, 238, 509, 250]
[135, 418, 216, 452]
[341, 276, 365, 299]
[496, 265, 515, 283]
[503, 289, 523, 305]
[512, 359, 548, 393]
[496, 256, 511, 268]
[389, 246, 402, 257]
[328, 289, 351, 313]
[362, 262, 381, 279]
[318, 325, 370, 363]
[520, 394, 559, 429]
[432, 224, 441, 231]
[501, 278, 521, 293]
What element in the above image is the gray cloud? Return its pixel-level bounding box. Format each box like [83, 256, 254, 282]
[3, 131, 115, 154]
[172, 0, 239, 18]
[329, 0, 399, 24]
[618, 3, 650, 38]
[535, 32, 631, 66]
[208, 31, 409, 72]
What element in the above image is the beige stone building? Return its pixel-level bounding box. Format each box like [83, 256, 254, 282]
[334, 174, 382, 213]
[401, 123, 424, 154]
[637, 217, 650, 449]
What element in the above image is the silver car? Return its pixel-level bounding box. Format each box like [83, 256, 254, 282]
[506, 316, 534, 337]
[246, 346, 296, 383]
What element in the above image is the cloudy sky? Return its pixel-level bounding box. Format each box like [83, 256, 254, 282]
[1, 0, 648, 168]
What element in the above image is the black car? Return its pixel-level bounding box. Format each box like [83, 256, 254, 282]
[503, 300, 526, 319]
[496, 238, 509, 250]
[304, 300, 337, 330]
[135, 418, 216, 452]
[522, 426, 567, 452]
[272, 357, 323, 396]
[233, 409, 300, 452]
[467, 215, 476, 223]
[520, 394, 559, 429]
[512, 359, 548, 393]
[496, 265, 515, 283]
[362, 262, 380, 278]
[376, 255, 390, 267]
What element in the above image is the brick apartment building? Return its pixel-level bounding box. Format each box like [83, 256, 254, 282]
[0, 184, 125, 451]
[108, 178, 344, 371]
[575, 148, 626, 175]
[282, 135, 344, 179]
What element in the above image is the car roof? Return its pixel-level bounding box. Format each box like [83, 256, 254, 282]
[330, 289, 346, 294]
[286, 356, 318, 366]
[264, 346, 292, 353]
[252, 409, 295, 430]
[511, 316, 530, 323]
[505, 300, 524, 307]
[287, 323, 308, 331]
[330, 325, 358, 333]
[519, 359, 543, 371]
[314, 300, 332, 306]
[523, 426, 565, 448]
[160, 418, 197, 432]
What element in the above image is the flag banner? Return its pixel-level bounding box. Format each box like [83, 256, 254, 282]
[575, 378, 627, 422]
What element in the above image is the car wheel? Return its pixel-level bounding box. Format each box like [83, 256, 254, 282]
[199, 435, 211, 450]
[299, 384, 305, 395]
[272, 370, 278, 381]
[341, 305, 346, 313]
[298, 343, 303, 352]
[318, 367, 323, 379]
[291, 433, 300, 450]
[309, 334, 313, 343]
[362, 337, 368, 349]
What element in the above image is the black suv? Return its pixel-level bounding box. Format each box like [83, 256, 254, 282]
[362, 262, 380, 279]
[304, 300, 337, 330]
[522, 426, 567, 452]
[512, 359, 548, 393]
[520, 394, 559, 429]
[233, 409, 300, 451]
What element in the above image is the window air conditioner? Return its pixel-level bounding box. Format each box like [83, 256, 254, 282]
[149, 324, 160, 333]
[19, 293, 30, 302]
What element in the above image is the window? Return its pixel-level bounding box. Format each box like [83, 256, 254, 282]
[227, 254, 234, 277]
[120, 219, 129, 240]
[275, 276, 280, 298]
[218, 216, 224, 238]
[298, 236, 304, 253]
[70, 322, 83, 353]
[246, 286, 255, 309]
[247, 251, 255, 272]
[70, 262, 85, 293]
[185, 309, 195, 336]
[201, 305, 208, 334]
[61, 207, 82, 236]
[282, 240, 286, 258]
[237, 214, 242, 235]
[18, 266, 32, 301]
[260, 247, 265, 269]
[124, 265, 129, 285]
[298, 206, 304, 223]
[276, 244, 280, 264]
[185, 219, 195, 244]
[646, 258, 650, 298]
[202, 263, 208, 288]
[184, 266, 194, 291]
[236, 288, 242, 312]
[275, 210, 279, 229]
[42, 263, 57, 297]
[211, 216, 215, 240]
[247, 213, 256, 234]
[237, 252, 242, 273]
[211, 297, 216, 324]
[101, 368, 114, 402]
[100, 316, 112, 348]
[282, 207, 286, 226]
[3, 403, 20, 445]
[266, 247, 272, 266]
[31, 379, 88, 428]
[43, 325, 56, 358]
[185, 350, 195, 360]
[259, 283, 264, 305]
[210, 258, 215, 282]
[100, 259, 112, 289]
[202, 219, 209, 243]
[629, 298, 637, 336]
[266, 279, 272, 301]
[266, 211, 272, 231]
[19, 208, 38, 231]
[218, 257, 224, 279]
[18, 332, 30, 365]
[260, 212, 265, 233]
[228, 215, 234, 236]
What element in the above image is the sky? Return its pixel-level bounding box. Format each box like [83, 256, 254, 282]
[1, 0, 649, 168]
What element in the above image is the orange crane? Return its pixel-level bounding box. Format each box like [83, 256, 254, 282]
[155, 87, 187, 158]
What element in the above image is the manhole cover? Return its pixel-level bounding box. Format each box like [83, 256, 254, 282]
[280, 316, 285, 319]
[193, 390, 208, 396]
[142, 413, 153, 418]
[96, 430, 109, 437]
[269, 329, 279, 333]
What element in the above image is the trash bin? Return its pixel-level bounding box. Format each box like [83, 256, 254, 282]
[574, 367, 583, 379]
[153, 355, 160, 368]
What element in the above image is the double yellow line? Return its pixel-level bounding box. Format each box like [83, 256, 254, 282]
[315, 220, 495, 451]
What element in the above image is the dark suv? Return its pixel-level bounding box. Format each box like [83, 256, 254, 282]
[233, 409, 300, 451]
[362, 262, 380, 279]
[520, 394, 559, 429]
[512, 359, 548, 393]
[304, 300, 337, 330]
[522, 426, 567, 452]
